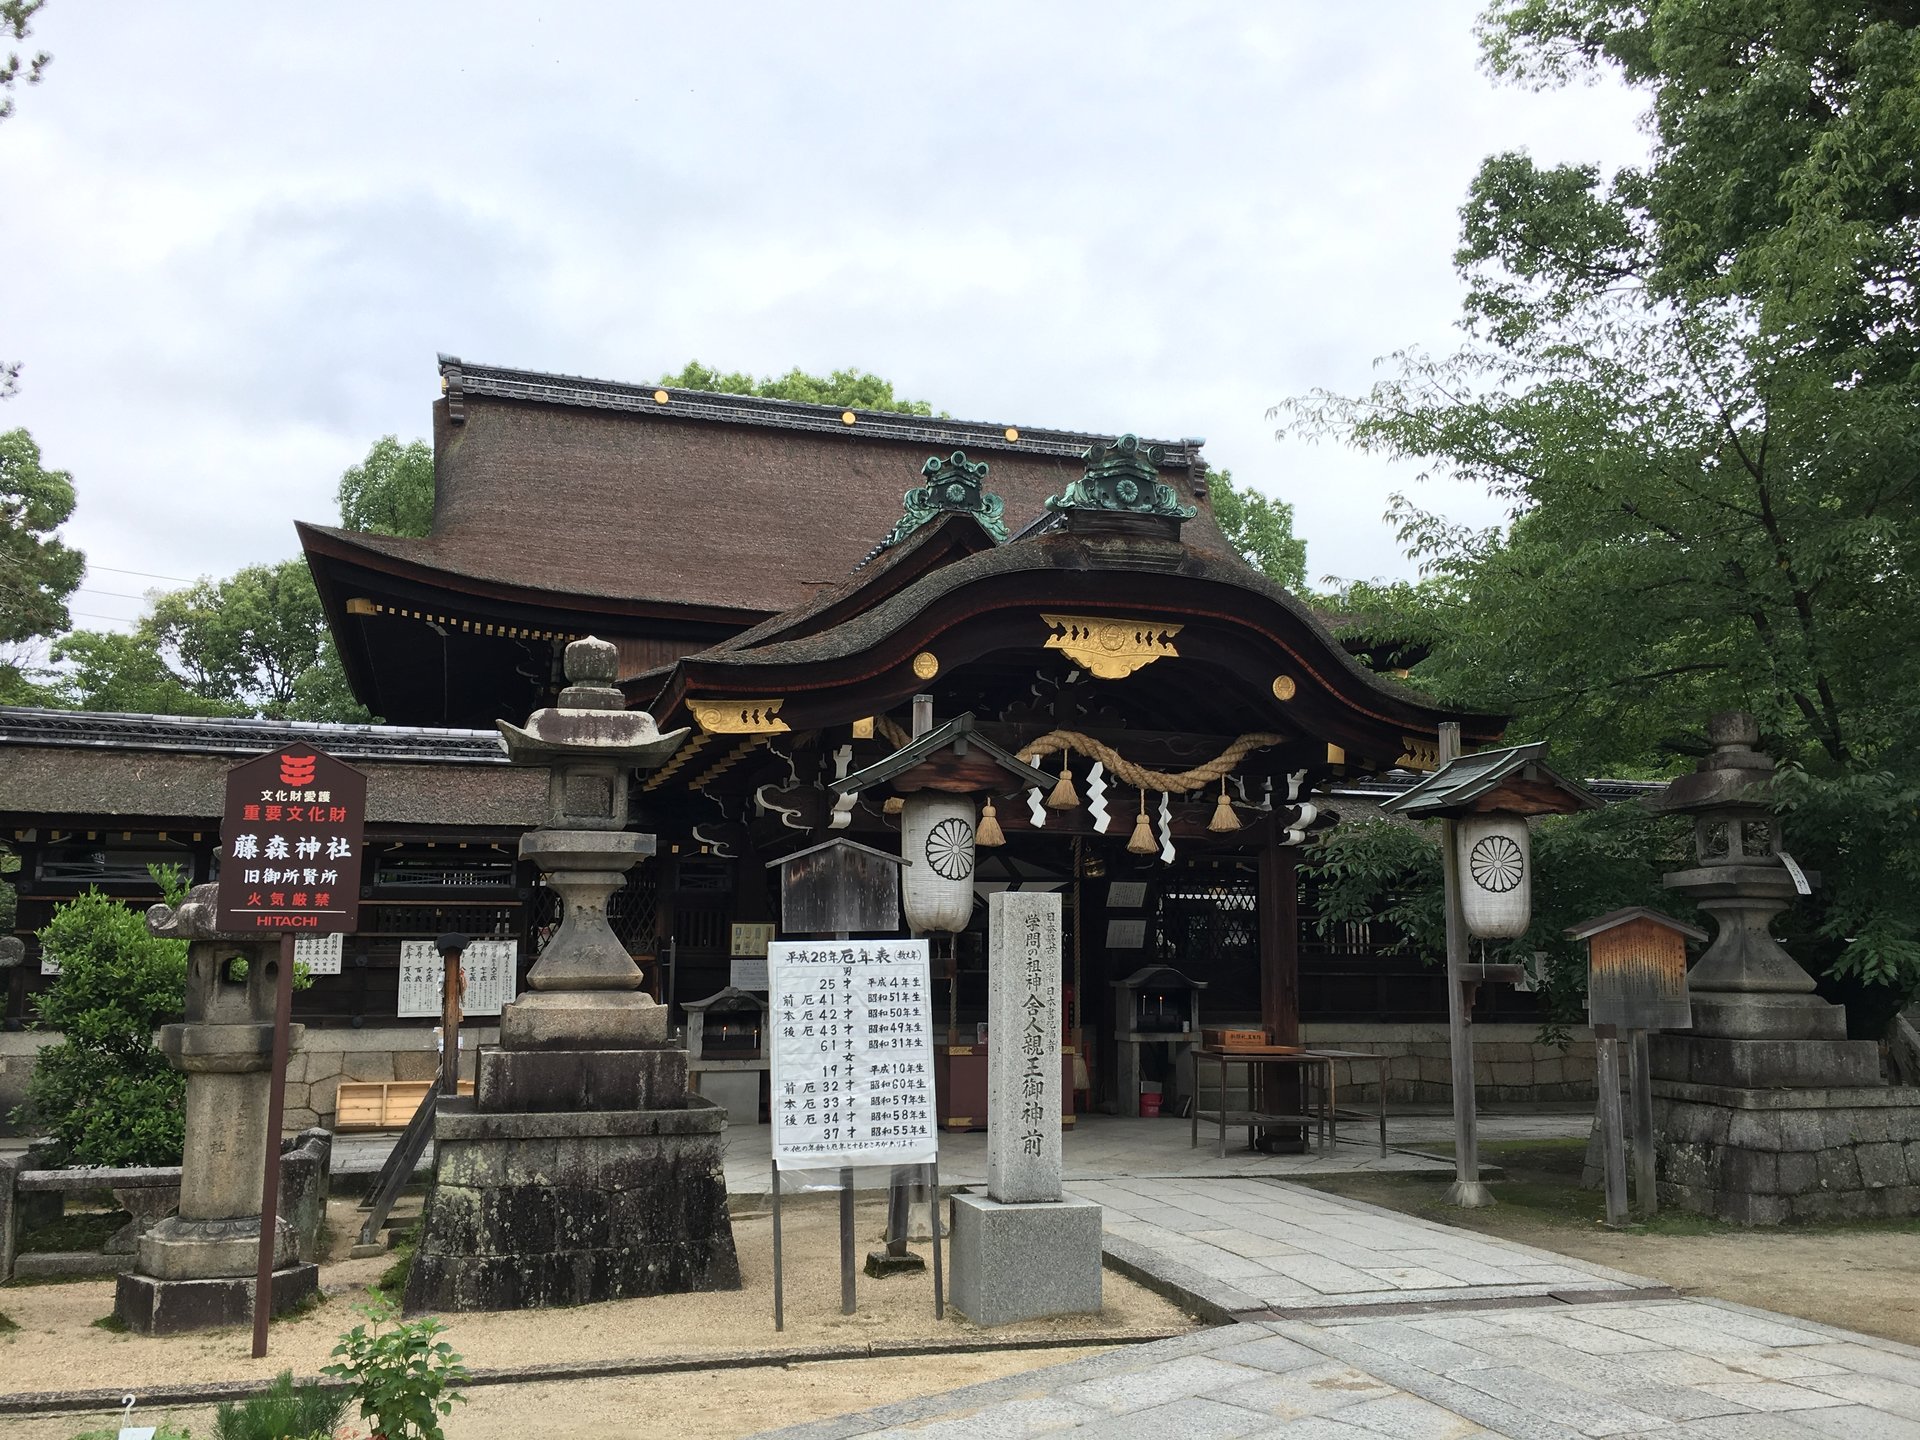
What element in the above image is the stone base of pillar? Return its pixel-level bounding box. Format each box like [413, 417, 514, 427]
[1585, 1079, 1920, 1223]
[403, 1094, 741, 1313]
[1649, 1033, 1881, 1089]
[948, 1193, 1102, 1327]
[114, 1262, 319, 1335]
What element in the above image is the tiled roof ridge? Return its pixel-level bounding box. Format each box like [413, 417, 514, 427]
[0, 706, 511, 764]
[437, 355, 1205, 466]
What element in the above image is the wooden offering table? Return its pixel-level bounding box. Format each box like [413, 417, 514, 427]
[1190, 1047, 1333, 1158]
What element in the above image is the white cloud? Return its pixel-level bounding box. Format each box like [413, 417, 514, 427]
[1, 0, 1648, 613]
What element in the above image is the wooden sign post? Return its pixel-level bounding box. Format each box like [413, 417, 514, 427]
[436, 933, 471, 1097]
[1569, 907, 1704, 1224]
[216, 744, 365, 1358]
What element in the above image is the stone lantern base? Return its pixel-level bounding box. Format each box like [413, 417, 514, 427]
[116, 1259, 320, 1336]
[403, 1034, 740, 1313]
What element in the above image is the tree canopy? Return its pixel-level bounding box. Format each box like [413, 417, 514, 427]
[337, 435, 434, 538]
[1210, 468, 1309, 592]
[1279, 1, 1920, 996]
[0, 428, 83, 698]
[0, 1, 47, 126]
[660, 360, 937, 416]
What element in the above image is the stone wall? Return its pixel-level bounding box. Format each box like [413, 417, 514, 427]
[282, 1027, 495, 1132]
[0, 1030, 59, 1131]
[1299, 1023, 1596, 1105]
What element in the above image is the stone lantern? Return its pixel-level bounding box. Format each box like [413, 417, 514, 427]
[405, 637, 743, 1312]
[115, 885, 319, 1333]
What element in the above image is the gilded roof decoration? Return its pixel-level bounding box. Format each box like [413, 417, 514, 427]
[1047, 434, 1197, 522]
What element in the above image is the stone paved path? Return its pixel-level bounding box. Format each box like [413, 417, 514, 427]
[756, 1295, 1920, 1440]
[749, 1174, 1920, 1440]
[1085, 1177, 1651, 1314]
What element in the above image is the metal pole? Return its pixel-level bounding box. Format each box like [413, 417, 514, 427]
[1629, 1027, 1658, 1218]
[251, 934, 296, 1358]
[839, 1167, 856, 1315]
[1596, 1025, 1630, 1228]
[929, 1157, 943, 1319]
[770, 1162, 784, 1332]
[1437, 723, 1492, 1207]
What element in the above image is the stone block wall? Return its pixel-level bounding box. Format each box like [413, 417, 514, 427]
[281, 1027, 495, 1132]
[1300, 1023, 1596, 1105]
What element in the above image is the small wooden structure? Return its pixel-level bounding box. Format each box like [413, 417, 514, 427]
[1572, 907, 1704, 1033]
[1112, 964, 1208, 1117]
[1569, 906, 1705, 1226]
[684, 985, 769, 1124]
[768, 838, 907, 936]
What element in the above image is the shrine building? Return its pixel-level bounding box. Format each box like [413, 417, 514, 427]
[1, 358, 1604, 1132]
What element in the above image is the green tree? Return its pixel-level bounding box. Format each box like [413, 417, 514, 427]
[1277, 1, 1920, 995]
[0, 1, 48, 125]
[53, 560, 370, 722]
[14, 870, 190, 1166]
[337, 435, 434, 538]
[1209, 468, 1309, 591]
[660, 360, 936, 416]
[0, 428, 83, 690]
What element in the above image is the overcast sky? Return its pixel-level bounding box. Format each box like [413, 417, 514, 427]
[0, 3, 1647, 633]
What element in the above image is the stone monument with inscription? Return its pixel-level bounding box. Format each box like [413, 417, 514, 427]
[405, 638, 742, 1310]
[949, 891, 1102, 1325]
[115, 885, 320, 1333]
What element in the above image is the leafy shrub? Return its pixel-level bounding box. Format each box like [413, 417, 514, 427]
[323, 1298, 469, 1440]
[212, 1369, 349, 1440]
[14, 879, 189, 1166]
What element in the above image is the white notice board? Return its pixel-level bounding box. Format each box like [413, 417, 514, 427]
[397, 939, 519, 1018]
[295, 933, 343, 975]
[768, 939, 937, 1172]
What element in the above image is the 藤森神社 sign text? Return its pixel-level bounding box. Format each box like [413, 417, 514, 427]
[216, 744, 367, 934]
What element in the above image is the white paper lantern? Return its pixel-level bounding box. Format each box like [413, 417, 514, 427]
[900, 792, 975, 934]
[1457, 813, 1531, 939]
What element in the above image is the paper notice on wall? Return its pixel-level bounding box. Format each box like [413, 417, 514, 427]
[768, 938, 937, 1172]
[397, 939, 518, 1018]
[295, 933, 343, 975]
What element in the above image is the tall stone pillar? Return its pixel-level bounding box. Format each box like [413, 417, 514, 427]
[115, 885, 319, 1334]
[951, 892, 1101, 1325]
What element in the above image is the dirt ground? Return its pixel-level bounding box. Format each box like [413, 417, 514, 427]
[0, 1195, 1192, 1439]
[1305, 1140, 1920, 1348]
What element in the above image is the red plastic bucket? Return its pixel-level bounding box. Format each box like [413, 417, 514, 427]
[1139, 1092, 1163, 1117]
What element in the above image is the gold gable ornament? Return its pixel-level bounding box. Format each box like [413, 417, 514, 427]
[687, 699, 790, 735]
[1042, 613, 1182, 680]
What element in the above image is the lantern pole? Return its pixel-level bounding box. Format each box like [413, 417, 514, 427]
[1437, 723, 1493, 1208]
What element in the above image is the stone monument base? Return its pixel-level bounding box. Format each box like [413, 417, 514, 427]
[403, 1096, 741, 1313]
[949, 1192, 1102, 1327]
[115, 1262, 319, 1336]
[1586, 1078, 1920, 1223]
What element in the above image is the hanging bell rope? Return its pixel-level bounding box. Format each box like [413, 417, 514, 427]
[1127, 787, 1157, 855]
[1020, 729, 1286, 795]
[1046, 749, 1079, 810]
[1209, 776, 1242, 833]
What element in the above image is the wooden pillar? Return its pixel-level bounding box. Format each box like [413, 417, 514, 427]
[1259, 841, 1299, 1043]
[1257, 841, 1302, 1148]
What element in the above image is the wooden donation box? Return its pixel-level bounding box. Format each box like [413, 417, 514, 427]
[934, 1042, 1076, 1132]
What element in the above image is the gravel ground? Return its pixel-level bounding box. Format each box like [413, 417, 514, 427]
[0, 1195, 1195, 1438]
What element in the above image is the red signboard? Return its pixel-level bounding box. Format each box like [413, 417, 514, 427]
[216, 744, 367, 934]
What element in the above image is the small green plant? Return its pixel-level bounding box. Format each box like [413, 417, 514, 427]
[0, 1310, 18, 1334]
[374, 1238, 415, 1302]
[212, 1368, 349, 1440]
[90, 1312, 129, 1333]
[322, 1298, 469, 1440]
[70, 1425, 192, 1440]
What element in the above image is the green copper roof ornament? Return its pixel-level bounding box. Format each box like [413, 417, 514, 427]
[879, 450, 1009, 549]
[1047, 433, 1197, 521]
